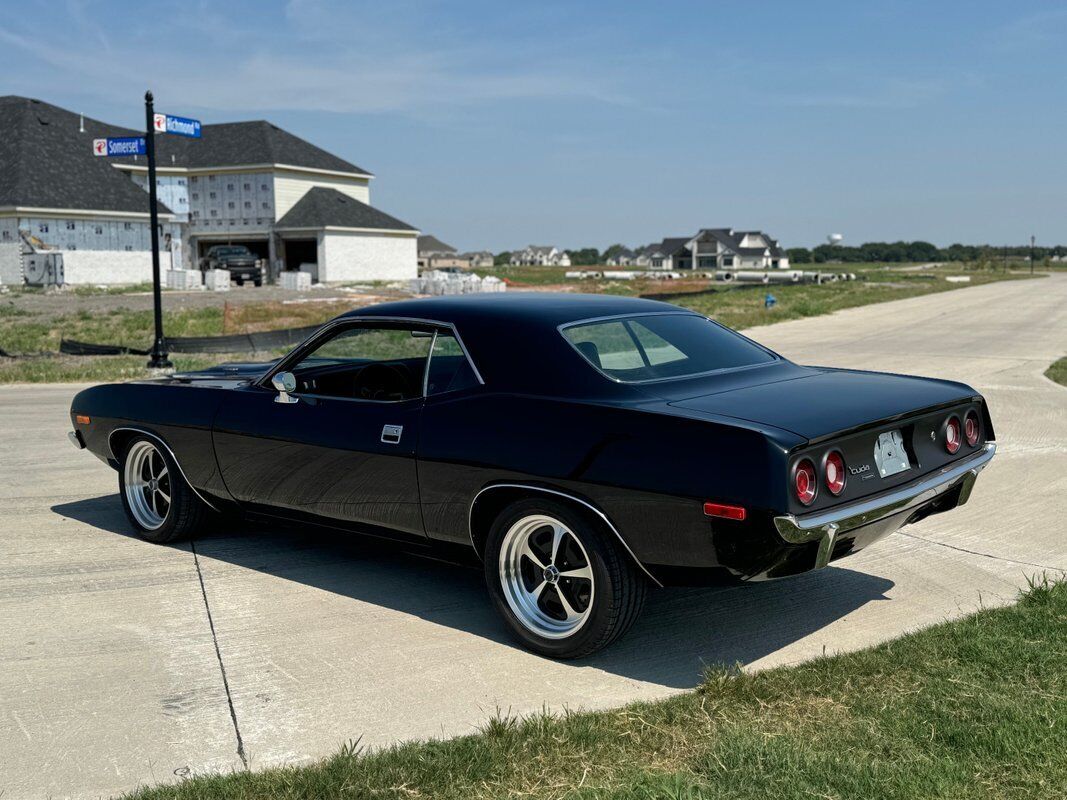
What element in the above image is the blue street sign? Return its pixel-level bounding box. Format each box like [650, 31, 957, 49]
[92, 136, 147, 157]
[153, 112, 201, 138]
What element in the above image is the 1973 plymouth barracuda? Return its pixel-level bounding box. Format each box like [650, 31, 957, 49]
[68, 293, 995, 657]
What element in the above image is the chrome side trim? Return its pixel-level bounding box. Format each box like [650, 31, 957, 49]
[468, 483, 664, 587]
[108, 427, 222, 513]
[774, 442, 996, 567]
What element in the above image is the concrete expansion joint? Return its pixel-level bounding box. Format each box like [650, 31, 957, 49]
[191, 541, 249, 769]
[895, 530, 1064, 573]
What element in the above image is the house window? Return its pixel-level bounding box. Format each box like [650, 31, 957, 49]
[123, 222, 133, 230]
[209, 192, 216, 199]
[227, 201, 235, 209]
[227, 183, 234, 191]
[243, 183, 251, 191]
[210, 210, 217, 217]
[261, 184, 268, 191]
[208, 175, 215, 182]
[67, 243, 77, 250]
[192, 192, 199, 200]
[262, 202, 270, 209]
[124, 245, 132, 251]
[191, 210, 200, 218]
[95, 225, 103, 235]
[38, 223, 49, 233]
[190, 176, 198, 184]
[1, 230, 9, 241]
[244, 201, 251, 209]
[66, 221, 76, 230]
[178, 179, 186, 186]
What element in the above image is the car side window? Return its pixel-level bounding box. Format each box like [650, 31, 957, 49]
[426, 331, 480, 395]
[290, 325, 434, 402]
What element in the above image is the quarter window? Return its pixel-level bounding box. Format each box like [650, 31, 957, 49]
[426, 331, 479, 395]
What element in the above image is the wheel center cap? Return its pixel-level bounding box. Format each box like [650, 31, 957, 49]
[148, 479, 158, 492]
[543, 564, 560, 585]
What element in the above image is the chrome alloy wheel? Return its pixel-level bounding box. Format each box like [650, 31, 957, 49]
[123, 440, 172, 530]
[498, 514, 594, 639]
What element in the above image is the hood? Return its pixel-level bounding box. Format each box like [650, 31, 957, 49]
[137, 360, 277, 389]
[667, 367, 977, 442]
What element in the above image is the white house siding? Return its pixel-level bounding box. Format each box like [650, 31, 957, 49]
[0, 243, 21, 284]
[61, 250, 158, 284]
[274, 172, 371, 220]
[318, 231, 417, 283]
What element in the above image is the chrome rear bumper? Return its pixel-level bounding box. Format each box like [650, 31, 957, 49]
[774, 442, 996, 569]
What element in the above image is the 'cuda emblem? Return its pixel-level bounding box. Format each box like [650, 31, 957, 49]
[849, 463, 871, 475]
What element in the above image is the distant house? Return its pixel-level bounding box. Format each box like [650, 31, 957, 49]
[463, 250, 494, 268]
[510, 245, 572, 267]
[605, 248, 636, 266]
[418, 234, 470, 270]
[638, 229, 789, 271]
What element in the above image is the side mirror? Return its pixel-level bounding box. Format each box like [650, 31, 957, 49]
[271, 371, 298, 404]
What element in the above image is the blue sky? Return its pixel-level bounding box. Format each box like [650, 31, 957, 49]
[2, 0, 1064, 251]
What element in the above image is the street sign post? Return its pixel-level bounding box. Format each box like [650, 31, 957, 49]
[144, 92, 171, 370]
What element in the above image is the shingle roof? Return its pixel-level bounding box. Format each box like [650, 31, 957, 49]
[418, 234, 456, 254]
[274, 187, 416, 232]
[0, 96, 371, 216]
[658, 237, 691, 255]
[0, 96, 173, 214]
[131, 120, 370, 175]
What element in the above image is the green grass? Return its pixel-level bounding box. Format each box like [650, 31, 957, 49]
[1046, 356, 1067, 387]
[0, 263, 1036, 383]
[125, 578, 1067, 799]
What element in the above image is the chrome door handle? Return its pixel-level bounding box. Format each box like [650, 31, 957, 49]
[381, 424, 403, 444]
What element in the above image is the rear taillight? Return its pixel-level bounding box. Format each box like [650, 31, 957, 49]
[825, 450, 846, 496]
[794, 458, 817, 506]
[964, 411, 980, 446]
[945, 416, 961, 454]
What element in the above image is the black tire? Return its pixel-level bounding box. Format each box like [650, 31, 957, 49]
[484, 498, 647, 658]
[235, 277, 244, 286]
[118, 435, 210, 544]
[253, 278, 262, 287]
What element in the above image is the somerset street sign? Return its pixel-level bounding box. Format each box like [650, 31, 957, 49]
[92, 136, 147, 157]
[152, 112, 201, 138]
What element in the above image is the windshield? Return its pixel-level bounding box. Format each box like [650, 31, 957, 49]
[562, 313, 776, 382]
[214, 246, 251, 256]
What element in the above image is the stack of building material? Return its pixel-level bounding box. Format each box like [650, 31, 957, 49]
[166, 269, 202, 290]
[203, 269, 230, 291]
[409, 270, 508, 296]
[281, 270, 312, 291]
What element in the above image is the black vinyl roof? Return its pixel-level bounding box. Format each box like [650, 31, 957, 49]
[274, 187, 416, 231]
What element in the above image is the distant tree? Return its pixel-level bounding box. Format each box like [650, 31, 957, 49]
[601, 243, 628, 262]
[494, 251, 511, 267]
[786, 247, 811, 264]
[566, 248, 601, 266]
[905, 241, 940, 262]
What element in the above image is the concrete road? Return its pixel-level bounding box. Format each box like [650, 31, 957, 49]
[2, 274, 1065, 798]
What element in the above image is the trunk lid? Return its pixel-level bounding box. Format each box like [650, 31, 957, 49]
[666, 367, 976, 442]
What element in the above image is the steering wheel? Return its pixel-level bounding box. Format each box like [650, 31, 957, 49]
[354, 362, 413, 401]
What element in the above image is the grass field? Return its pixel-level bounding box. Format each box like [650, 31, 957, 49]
[0, 263, 1036, 383]
[124, 578, 1067, 799]
[1046, 356, 1067, 387]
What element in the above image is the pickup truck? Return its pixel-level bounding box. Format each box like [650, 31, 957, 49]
[199, 245, 263, 286]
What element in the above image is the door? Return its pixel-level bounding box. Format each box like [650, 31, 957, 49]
[212, 321, 436, 539]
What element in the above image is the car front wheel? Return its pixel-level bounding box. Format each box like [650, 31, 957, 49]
[119, 436, 210, 543]
[484, 498, 647, 658]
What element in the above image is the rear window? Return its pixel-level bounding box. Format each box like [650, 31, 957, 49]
[562, 313, 775, 382]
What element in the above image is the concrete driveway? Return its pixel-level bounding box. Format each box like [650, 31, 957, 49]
[2, 274, 1065, 798]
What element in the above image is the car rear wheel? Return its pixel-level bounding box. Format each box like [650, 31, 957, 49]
[235, 277, 244, 286]
[253, 278, 262, 287]
[119, 436, 210, 543]
[484, 498, 647, 658]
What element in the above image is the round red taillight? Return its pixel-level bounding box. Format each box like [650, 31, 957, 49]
[964, 411, 980, 446]
[945, 416, 961, 454]
[794, 458, 817, 506]
[825, 451, 846, 496]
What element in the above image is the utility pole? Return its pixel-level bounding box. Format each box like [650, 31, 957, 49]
[145, 90, 172, 370]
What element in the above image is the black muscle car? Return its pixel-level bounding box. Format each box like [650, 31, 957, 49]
[68, 293, 996, 658]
